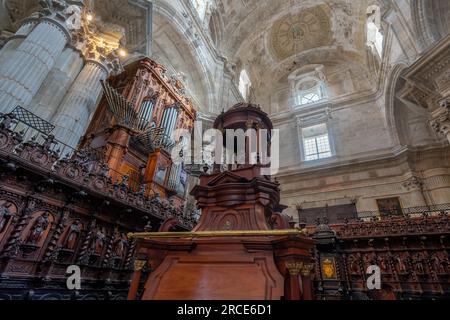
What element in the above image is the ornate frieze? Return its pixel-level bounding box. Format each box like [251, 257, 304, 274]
[402, 176, 423, 192]
[430, 104, 450, 142]
[400, 35, 450, 110]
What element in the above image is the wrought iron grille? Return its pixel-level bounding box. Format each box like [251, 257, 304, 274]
[9, 106, 55, 135]
[353, 203, 450, 221]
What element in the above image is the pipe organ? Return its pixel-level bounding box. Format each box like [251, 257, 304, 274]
[138, 97, 156, 129]
[81, 57, 197, 207]
[160, 104, 179, 145]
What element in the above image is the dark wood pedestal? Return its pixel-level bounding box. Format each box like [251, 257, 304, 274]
[132, 232, 314, 300]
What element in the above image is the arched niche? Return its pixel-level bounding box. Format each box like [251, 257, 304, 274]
[59, 218, 84, 253]
[265, 51, 372, 114]
[238, 69, 251, 101]
[386, 65, 438, 147]
[366, 5, 384, 58]
[287, 65, 327, 108]
[0, 199, 18, 244]
[21, 210, 54, 249]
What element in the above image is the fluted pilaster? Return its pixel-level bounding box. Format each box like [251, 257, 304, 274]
[0, 18, 70, 113]
[30, 47, 84, 121]
[51, 60, 108, 148]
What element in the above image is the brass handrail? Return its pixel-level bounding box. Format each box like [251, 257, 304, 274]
[128, 229, 307, 239]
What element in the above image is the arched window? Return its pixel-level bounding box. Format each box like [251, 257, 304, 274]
[295, 79, 325, 106]
[239, 69, 251, 101]
[367, 5, 384, 57]
[192, 0, 208, 21]
[288, 65, 327, 108]
[301, 123, 333, 162]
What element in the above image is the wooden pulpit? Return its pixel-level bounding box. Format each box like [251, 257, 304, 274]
[128, 103, 315, 300]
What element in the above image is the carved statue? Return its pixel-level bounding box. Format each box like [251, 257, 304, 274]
[64, 219, 82, 250]
[394, 255, 407, 274]
[430, 254, 446, 274]
[0, 202, 13, 233]
[26, 212, 50, 244]
[63, 4, 83, 31]
[114, 233, 128, 258]
[92, 228, 106, 255]
[168, 198, 177, 217]
[348, 255, 360, 274]
[378, 255, 389, 272]
[413, 252, 427, 274]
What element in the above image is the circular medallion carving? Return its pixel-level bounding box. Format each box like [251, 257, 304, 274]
[30, 151, 49, 165]
[93, 178, 106, 190]
[270, 5, 332, 61]
[65, 166, 80, 179]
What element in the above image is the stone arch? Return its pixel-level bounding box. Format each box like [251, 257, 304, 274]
[208, 10, 223, 49]
[152, 3, 214, 113]
[385, 63, 437, 148]
[384, 63, 408, 147]
[411, 0, 450, 51]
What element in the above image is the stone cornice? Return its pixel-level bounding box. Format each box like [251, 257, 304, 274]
[276, 144, 450, 180]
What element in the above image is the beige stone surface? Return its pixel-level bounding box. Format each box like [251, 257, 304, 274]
[0, 0, 449, 220]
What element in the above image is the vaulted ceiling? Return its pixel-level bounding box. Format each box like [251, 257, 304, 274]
[215, 0, 370, 57]
[211, 0, 381, 110]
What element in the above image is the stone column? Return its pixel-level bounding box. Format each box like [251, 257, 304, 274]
[50, 60, 108, 148]
[0, 19, 38, 66]
[0, 18, 71, 113]
[30, 47, 84, 121]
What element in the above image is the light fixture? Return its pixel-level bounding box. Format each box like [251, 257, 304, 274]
[118, 48, 128, 57]
[86, 13, 93, 22]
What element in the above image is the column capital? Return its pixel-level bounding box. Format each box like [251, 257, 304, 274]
[286, 262, 304, 276]
[39, 0, 85, 33]
[402, 176, 423, 192]
[70, 19, 125, 76]
[430, 103, 450, 140]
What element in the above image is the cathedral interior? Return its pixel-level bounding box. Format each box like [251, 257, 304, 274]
[0, 0, 450, 301]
